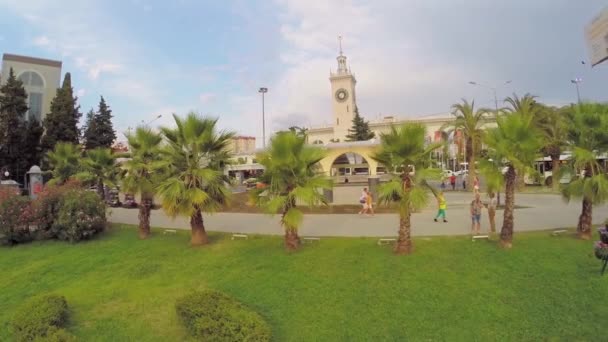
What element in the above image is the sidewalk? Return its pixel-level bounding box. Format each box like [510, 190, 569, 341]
[108, 194, 608, 237]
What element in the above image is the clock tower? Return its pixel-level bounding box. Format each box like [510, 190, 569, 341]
[330, 36, 357, 141]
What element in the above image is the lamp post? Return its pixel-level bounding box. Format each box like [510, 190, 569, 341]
[258, 87, 268, 148]
[571, 78, 582, 104]
[142, 114, 162, 127]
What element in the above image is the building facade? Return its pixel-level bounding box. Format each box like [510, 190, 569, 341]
[1, 53, 62, 122]
[229, 136, 256, 154]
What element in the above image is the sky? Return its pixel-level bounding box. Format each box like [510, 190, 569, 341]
[1, 0, 607, 146]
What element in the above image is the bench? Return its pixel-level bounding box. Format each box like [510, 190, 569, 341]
[231, 234, 248, 240]
[163, 229, 177, 235]
[472, 235, 489, 241]
[551, 229, 568, 236]
[377, 238, 396, 245]
[302, 237, 320, 243]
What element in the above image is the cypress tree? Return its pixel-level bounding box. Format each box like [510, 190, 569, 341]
[82, 108, 99, 150]
[345, 107, 375, 141]
[0, 68, 27, 178]
[41, 73, 82, 152]
[20, 119, 44, 170]
[93, 96, 116, 148]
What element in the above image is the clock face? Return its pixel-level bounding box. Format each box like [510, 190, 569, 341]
[335, 89, 349, 102]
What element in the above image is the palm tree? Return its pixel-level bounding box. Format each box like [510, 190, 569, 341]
[561, 102, 608, 240]
[443, 99, 489, 191]
[156, 113, 234, 246]
[251, 132, 331, 251]
[484, 114, 543, 248]
[121, 127, 163, 239]
[76, 148, 117, 199]
[536, 104, 567, 191]
[46, 142, 81, 185]
[371, 123, 441, 254]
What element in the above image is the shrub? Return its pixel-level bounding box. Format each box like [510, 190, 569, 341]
[11, 295, 69, 341]
[52, 189, 106, 243]
[33, 327, 76, 342]
[175, 290, 271, 342]
[33, 181, 84, 239]
[0, 195, 35, 245]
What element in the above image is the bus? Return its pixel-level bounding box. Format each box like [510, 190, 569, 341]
[525, 153, 608, 186]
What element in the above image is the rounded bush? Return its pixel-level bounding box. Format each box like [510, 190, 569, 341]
[175, 290, 271, 342]
[0, 194, 35, 245]
[33, 327, 77, 342]
[51, 189, 107, 243]
[11, 295, 69, 341]
[33, 181, 84, 240]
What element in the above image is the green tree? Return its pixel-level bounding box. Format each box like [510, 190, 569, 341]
[371, 123, 441, 254]
[92, 96, 116, 148]
[46, 142, 81, 185]
[157, 113, 235, 246]
[484, 114, 543, 248]
[251, 132, 331, 250]
[82, 108, 99, 150]
[287, 126, 308, 138]
[443, 99, 488, 191]
[41, 73, 82, 152]
[121, 127, 163, 239]
[76, 148, 117, 199]
[19, 119, 44, 171]
[345, 107, 375, 141]
[0, 68, 27, 178]
[561, 102, 608, 240]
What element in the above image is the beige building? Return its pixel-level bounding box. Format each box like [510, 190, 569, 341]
[229, 136, 256, 154]
[1, 53, 62, 122]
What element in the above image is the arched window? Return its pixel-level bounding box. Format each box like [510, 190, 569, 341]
[17, 71, 45, 122]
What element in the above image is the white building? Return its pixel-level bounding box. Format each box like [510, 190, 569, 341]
[1, 53, 62, 122]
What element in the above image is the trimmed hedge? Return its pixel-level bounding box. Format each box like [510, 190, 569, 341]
[175, 290, 271, 342]
[11, 295, 70, 341]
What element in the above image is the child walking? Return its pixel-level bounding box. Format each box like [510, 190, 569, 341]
[434, 191, 448, 223]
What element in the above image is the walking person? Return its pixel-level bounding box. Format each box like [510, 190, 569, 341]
[433, 191, 448, 223]
[487, 192, 497, 233]
[473, 174, 480, 193]
[450, 174, 456, 191]
[365, 189, 375, 216]
[462, 177, 467, 191]
[358, 188, 368, 215]
[470, 194, 483, 235]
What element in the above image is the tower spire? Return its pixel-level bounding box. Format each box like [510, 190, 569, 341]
[338, 35, 343, 56]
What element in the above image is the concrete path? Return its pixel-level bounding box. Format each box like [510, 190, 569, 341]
[108, 193, 608, 237]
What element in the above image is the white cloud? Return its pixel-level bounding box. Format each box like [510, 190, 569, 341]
[76, 88, 86, 98]
[87, 63, 123, 80]
[199, 92, 217, 104]
[32, 35, 51, 47]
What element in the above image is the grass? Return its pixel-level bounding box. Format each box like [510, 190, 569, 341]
[0, 226, 606, 341]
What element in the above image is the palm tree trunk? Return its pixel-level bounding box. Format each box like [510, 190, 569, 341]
[281, 200, 300, 251]
[97, 178, 105, 199]
[500, 166, 516, 248]
[394, 211, 413, 255]
[138, 195, 152, 239]
[551, 155, 560, 192]
[577, 197, 593, 240]
[190, 208, 208, 246]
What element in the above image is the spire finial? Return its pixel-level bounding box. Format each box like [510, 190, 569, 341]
[338, 35, 343, 56]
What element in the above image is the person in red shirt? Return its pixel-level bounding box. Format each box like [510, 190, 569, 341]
[449, 174, 456, 191]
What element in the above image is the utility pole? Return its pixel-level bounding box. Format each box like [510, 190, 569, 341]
[258, 87, 268, 148]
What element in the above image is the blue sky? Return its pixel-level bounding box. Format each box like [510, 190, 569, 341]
[1, 0, 607, 145]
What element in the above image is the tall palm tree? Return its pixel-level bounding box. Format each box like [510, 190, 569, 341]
[484, 114, 543, 248]
[251, 132, 331, 251]
[536, 104, 568, 191]
[46, 142, 81, 186]
[76, 148, 117, 199]
[156, 113, 235, 246]
[121, 127, 163, 239]
[443, 99, 488, 191]
[372, 123, 441, 255]
[561, 102, 608, 240]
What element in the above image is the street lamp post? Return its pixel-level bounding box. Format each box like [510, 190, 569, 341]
[142, 114, 162, 127]
[571, 78, 582, 104]
[258, 87, 268, 148]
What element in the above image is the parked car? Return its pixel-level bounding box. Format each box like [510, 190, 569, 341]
[243, 178, 258, 189]
[122, 193, 138, 208]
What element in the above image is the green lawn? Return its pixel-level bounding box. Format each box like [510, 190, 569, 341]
[0, 226, 605, 341]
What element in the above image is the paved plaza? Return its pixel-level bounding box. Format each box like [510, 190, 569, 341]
[109, 189, 608, 237]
